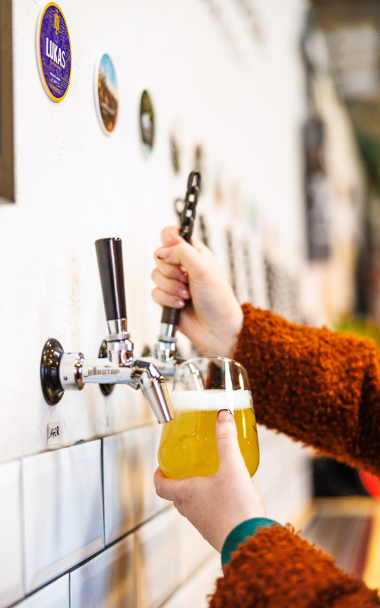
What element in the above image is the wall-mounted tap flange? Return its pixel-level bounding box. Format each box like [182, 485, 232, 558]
[41, 339, 85, 405]
[40, 338, 64, 405]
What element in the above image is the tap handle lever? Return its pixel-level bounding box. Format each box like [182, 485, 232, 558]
[178, 170, 201, 243]
[161, 171, 201, 331]
[95, 238, 127, 323]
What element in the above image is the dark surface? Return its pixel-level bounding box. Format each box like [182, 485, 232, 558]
[95, 238, 127, 322]
[161, 306, 181, 326]
[313, 457, 369, 497]
[0, 0, 15, 201]
[40, 338, 64, 405]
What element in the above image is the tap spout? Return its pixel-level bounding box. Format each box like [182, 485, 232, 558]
[132, 360, 173, 423]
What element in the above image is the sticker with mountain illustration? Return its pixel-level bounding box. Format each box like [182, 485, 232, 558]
[95, 53, 119, 135]
[36, 3, 72, 102]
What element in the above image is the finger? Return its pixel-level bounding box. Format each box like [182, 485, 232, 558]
[160, 226, 210, 258]
[161, 226, 183, 247]
[216, 409, 246, 472]
[154, 242, 209, 281]
[151, 269, 190, 300]
[154, 468, 186, 502]
[152, 258, 189, 283]
[151, 287, 186, 309]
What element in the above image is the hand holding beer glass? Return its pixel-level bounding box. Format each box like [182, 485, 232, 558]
[158, 357, 260, 479]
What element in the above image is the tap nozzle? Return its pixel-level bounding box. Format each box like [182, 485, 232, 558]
[132, 360, 173, 423]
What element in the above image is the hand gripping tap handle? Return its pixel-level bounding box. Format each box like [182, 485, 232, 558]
[161, 170, 201, 328]
[95, 238, 127, 331]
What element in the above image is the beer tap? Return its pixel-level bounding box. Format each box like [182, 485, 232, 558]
[153, 170, 201, 368]
[40, 238, 173, 423]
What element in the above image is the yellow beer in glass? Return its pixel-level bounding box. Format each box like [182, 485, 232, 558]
[158, 357, 260, 479]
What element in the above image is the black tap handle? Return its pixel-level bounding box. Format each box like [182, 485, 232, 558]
[95, 238, 127, 321]
[161, 171, 201, 328]
[162, 306, 181, 326]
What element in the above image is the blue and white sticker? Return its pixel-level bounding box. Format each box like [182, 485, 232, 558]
[94, 53, 119, 135]
[37, 3, 72, 102]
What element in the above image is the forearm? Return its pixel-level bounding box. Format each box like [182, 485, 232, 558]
[234, 304, 380, 477]
[210, 526, 380, 607]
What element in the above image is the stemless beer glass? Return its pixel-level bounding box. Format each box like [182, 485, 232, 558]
[158, 357, 260, 479]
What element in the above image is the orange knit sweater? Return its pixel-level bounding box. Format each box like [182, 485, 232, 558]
[209, 304, 380, 607]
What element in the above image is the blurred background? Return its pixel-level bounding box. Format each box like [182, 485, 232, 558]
[1, 0, 380, 606]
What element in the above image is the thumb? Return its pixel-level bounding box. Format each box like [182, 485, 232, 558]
[161, 226, 183, 247]
[216, 409, 245, 471]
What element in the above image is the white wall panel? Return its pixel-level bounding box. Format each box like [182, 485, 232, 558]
[22, 441, 104, 592]
[0, 460, 23, 608]
[103, 425, 162, 545]
[161, 553, 222, 608]
[14, 576, 69, 608]
[136, 507, 180, 608]
[70, 535, 135, 608]
[171, 509, 216, 583]
[0, 0, 308, 463]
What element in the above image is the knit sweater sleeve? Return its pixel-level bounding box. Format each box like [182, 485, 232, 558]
[233, 304, 380, 477]
[208, 526, 380, 607]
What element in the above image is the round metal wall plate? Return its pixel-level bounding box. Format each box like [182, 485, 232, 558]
[40, 338, 64, 405]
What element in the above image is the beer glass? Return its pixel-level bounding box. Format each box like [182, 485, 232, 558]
[158, 357, 260, 479]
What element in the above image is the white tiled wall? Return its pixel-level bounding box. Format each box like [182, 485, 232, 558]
[136, 507, 181, 608]
[161, 553, 222, 608]
[22, 441, 104, 592]
[70, 535, 135, 608]
[175, 510, 216, 582]
[103, 424, 163, 545]
[0, 461, 23, 608]
[0, 421, 311, 608]
[14, 576, 69, 608]
[0, 428, 225, 608]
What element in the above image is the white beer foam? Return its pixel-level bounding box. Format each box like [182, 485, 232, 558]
[171, 389, 252, 412]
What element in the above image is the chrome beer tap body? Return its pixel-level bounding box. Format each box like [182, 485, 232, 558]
[40, 238, 173, 424]
[58, 351, 172, 424]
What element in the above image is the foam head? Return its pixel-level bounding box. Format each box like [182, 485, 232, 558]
[171, 389, 252, 412]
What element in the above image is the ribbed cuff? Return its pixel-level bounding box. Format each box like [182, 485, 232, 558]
[221, 517, 281, 566]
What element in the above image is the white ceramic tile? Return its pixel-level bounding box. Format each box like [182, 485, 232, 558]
[161, 553, 222, 608]
[103, 425, 162, 545]
[23, 441, 104, 592]
[70, 534, 135, 608]
[14, 575, 69, 608]
[136, 507, 180, 608]
[0, 460, 23, 608]
[173, 510, 215, 582]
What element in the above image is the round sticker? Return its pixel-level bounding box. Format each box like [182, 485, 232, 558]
[37, 3, 72, 102]
[140, 90, 155, 154]
[95, 53, 119, 135]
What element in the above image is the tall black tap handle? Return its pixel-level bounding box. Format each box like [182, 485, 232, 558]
[161, 171, 201, 327]
[95, 238, 127, 322]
